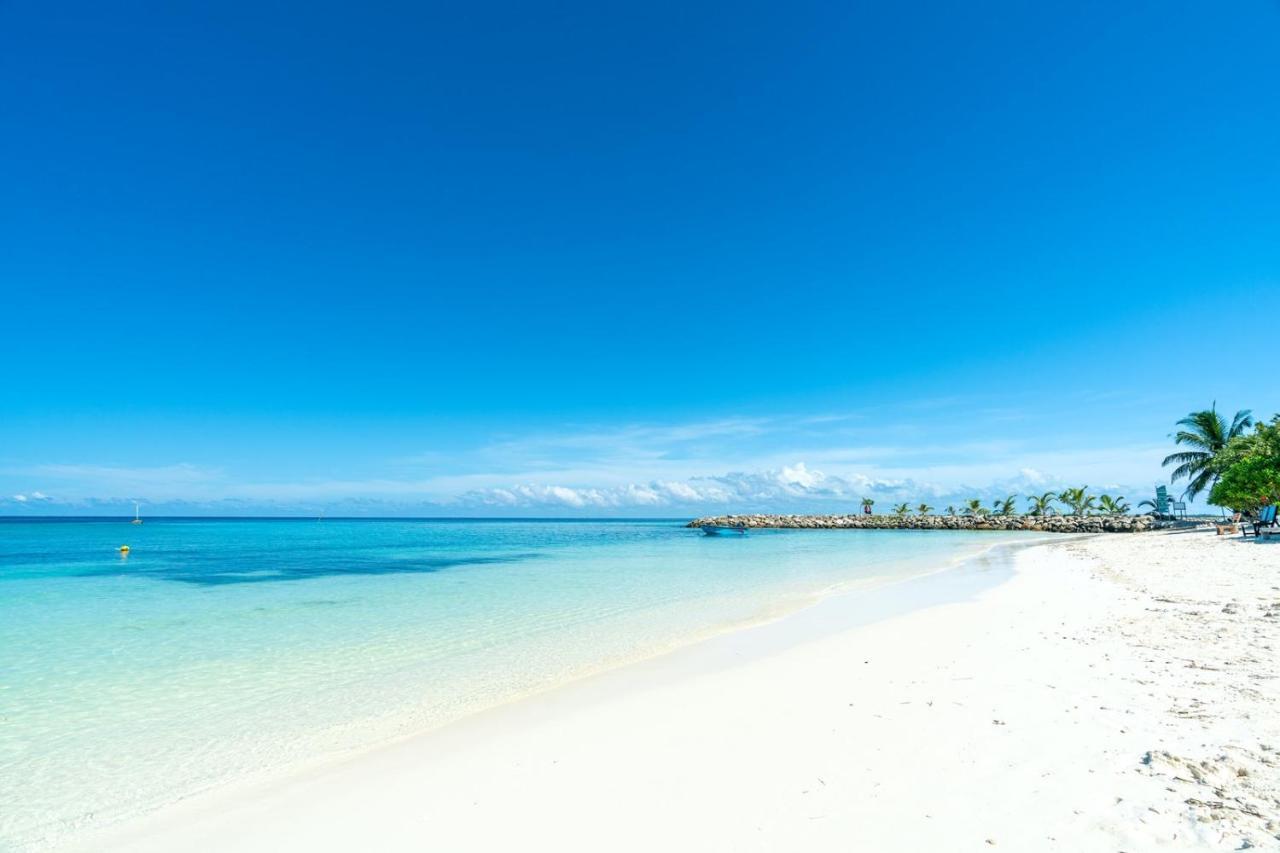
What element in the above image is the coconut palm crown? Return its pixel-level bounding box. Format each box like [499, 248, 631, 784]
[1098, 494, 1130, 515]
[1058, 486, 1096, 516]
[1025, 491, 1057, 516]
[1162, 404, 1253, 501]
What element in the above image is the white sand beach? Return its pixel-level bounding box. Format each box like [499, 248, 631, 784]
[78, 531, 1279, 851]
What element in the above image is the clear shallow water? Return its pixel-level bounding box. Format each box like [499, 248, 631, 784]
[0, 518, 1031, 849]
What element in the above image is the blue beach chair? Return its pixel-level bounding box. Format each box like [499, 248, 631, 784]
[1244, 504, 1278, 539]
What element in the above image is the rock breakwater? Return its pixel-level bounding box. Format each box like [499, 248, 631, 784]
[688, 513, 1159, 533]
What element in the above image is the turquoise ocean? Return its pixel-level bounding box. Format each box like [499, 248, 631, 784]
[1, 518, 1035, 850]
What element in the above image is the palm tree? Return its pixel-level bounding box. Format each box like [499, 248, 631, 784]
[1162, 404, 1253, 501]
[861, 497, 875, 512]
[1025, 491, 1057, 516]
[893, 502, 910, 516]
[961, 498, 988, 517]
[1137, 496, 1160, 516]
[916, 503, 933, 516]
[1058, 486, 1079, 513]
[991, 495, 1017, 516]
[1097, 495, 1130, 515]
[1059, 486, 1096, 516]
[945, 505, 957, 516]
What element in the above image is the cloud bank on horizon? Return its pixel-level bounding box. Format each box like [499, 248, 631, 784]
[450, 462, 1077, 513]
[2, 408, 1174, 515]
[0, 461, 1158, 516]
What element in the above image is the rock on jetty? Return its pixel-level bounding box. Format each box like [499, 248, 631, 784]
[687, 513, 1159, 533]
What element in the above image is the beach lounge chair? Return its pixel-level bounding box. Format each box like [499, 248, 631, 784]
[1244, 504, 1277, 539]
[1259, 505, 1279, 540]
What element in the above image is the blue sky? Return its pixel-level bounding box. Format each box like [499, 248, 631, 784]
[2, 1, 1277, 516]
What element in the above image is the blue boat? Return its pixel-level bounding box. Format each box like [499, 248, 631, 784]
[700, 524, 747, 536]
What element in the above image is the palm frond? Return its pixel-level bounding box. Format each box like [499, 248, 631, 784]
[1228, 409, 1254, 439]
[1162, 450, 1210, 466]
[1181, 469, 1218, 502]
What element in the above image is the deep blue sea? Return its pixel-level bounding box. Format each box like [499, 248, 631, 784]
[0, 518, 1032, 850]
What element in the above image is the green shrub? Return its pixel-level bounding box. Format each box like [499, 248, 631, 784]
[1208, 416, 1280, 511]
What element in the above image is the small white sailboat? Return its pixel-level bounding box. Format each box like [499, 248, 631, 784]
[131, 501, 143, 525]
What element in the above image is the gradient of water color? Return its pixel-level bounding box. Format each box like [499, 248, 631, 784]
[1, 519, 1034, 849]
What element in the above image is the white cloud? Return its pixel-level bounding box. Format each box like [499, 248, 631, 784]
[450, 460, 1153, 514]
[778, 462, 822, 489]
[657, 480, 701, 501]
[455, 463, 926, 511]
[547, 486, 587, 507]
[12, 494, 28, 502]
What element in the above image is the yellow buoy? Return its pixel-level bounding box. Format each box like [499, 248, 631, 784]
[119, 545, 130, 553]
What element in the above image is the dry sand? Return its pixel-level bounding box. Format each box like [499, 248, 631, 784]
[77, 530, 1280, 851]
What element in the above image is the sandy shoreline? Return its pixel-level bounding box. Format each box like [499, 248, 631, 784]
[72, 531, 1279, 851]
